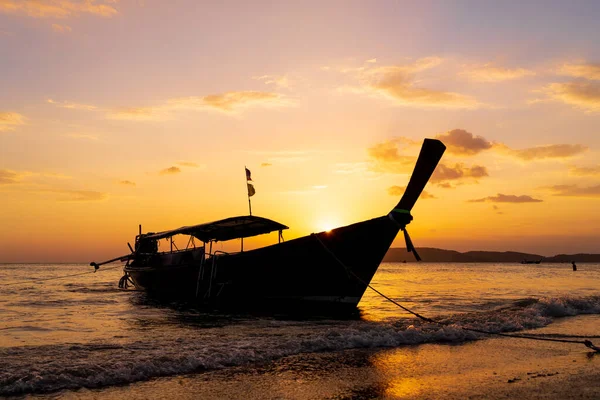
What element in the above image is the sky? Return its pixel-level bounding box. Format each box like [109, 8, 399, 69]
[1, 0, 599, 262]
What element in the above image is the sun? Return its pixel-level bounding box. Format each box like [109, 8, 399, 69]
[316, 218, 339, 233]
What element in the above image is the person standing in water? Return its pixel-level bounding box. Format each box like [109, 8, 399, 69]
[572, 261, 577, 271]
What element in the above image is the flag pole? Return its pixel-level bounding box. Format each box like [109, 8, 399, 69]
[245, 166, 252, 216]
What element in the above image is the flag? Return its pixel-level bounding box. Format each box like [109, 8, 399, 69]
[245, 167, 252, 181]
[247, 183, 256, 197]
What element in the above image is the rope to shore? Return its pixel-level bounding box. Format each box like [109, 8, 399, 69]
[311, 234, 600, 352]
[0, 264, 123, 286]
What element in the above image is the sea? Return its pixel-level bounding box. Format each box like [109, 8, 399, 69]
[1, 262, 600, 398]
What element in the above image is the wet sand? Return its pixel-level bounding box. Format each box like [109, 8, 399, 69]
[52, 315, 600, 399]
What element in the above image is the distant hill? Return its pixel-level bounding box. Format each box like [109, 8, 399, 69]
[383, 247, 600, 263]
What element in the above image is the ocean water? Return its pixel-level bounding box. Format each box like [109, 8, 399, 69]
[1, 262, 599, 397]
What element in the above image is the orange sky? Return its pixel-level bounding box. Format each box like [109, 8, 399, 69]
[1, 1, 599, 262]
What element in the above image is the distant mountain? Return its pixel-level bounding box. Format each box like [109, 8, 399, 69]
[383, 247, 600, 263]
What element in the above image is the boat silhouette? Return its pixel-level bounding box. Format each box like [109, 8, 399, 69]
[91, 139, 446, 311]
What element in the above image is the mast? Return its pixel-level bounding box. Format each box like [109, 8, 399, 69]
[245, 166, 255, 216]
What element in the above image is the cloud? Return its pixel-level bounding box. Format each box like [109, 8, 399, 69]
[110, 107, 162, 121]
[546, 184, 600, 197]
[160, 166, 181, 175]
[201, 91, 286, 111]
[0, 169, 21, 184]
[53, 190, 107, 201]
[47, 98, 97, 111]
[558, 62, 600, 81]
[0, 111, 25, 131]
[177, 161, 199, 167]
[118, 180, 135, 186]
[539, 81, 600, 112]
[468, 193, 542, 203]
[436, 182, 454, 189]
[569, 165, 600, 176]
[34, 189, 107, 201]
[388, 185, 436, 199]
[367, 139, 416, 174]
[431, 163, 488, 184]
[51, 23, 71, 33]
[435, 129, 493, 155]
[366, 58, 377, 63]
[462, 63, 535, 82]
[0, 0, 119, 18]
[261, 163, 272, 167]
[367, 70, 479, 109]
[109, 91, 290, 120]
[253, 75, 291, 89]
[0, 169, 72, 187]
[344, 57, 481, 109]
[496, 143, 588, 160]
[431, 128, 585, 160]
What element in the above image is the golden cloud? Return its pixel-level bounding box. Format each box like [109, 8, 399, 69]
[201, 91, 285, 111]
[345, 57, 481, 109]
[468, 193, 542, 203]
[118, 180, 136, 186]
[253, 75, 291, 89]
[436, 182, 454, 189]
[546, 184, 600, 197]
[539, 81, 600, 112]
[496, 143, 588, 160]
[47, 98, 97, 111]
[388, 185, 436, 199]
[0, 0, 118, 18]
[51, 23, 71, 33]
[462, 63, 535, 82]
[110, 106, 163, 121]
[55, 190, 107, 201]
[109, 91, 290, 120]
[177, 161, 199, 167]
[261, 163, 272, 167]
[34, 189, 107, 201]
[435, 129, 493, 155]
[0, 111, 25, 131]
[367, 139, 416, 174]
[160, 166, 181, 175]
[558, 63, 600, 81]
[431, 163, 489, 183]
[0, 169, 21, 184]
[569, 165, 600, 176]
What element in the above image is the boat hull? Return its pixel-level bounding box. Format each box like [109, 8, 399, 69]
[125, 215, 400, 311]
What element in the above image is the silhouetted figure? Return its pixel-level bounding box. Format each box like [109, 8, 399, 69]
[572, 261, 577, 271]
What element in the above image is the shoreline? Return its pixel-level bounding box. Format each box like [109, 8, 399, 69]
[47, 315, 600, 400]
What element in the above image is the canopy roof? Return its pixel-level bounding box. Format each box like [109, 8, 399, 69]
[141, 215, 289, 242]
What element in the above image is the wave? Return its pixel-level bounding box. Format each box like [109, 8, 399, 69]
[1, 294, 599, 396]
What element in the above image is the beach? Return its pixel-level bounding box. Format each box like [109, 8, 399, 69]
[2, 262, 599, 399]
[53, 316, 600, 399]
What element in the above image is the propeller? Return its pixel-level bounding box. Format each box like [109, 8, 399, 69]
[389, 138, 446, 261]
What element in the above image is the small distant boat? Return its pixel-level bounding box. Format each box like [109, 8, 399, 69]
[91, 139, 446, 312]
[521, 259, 543, 264]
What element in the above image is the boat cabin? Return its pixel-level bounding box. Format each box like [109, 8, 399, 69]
[134, 215, 289, 260]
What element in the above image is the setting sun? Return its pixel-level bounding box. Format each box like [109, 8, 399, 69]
[316, 218, 340, 233]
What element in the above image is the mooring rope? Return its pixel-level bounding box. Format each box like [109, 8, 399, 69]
[0, 264, 123, 286]
[311, 233, 600, 352]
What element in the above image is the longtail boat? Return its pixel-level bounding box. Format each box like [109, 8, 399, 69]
[91, 138, 446, 311]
